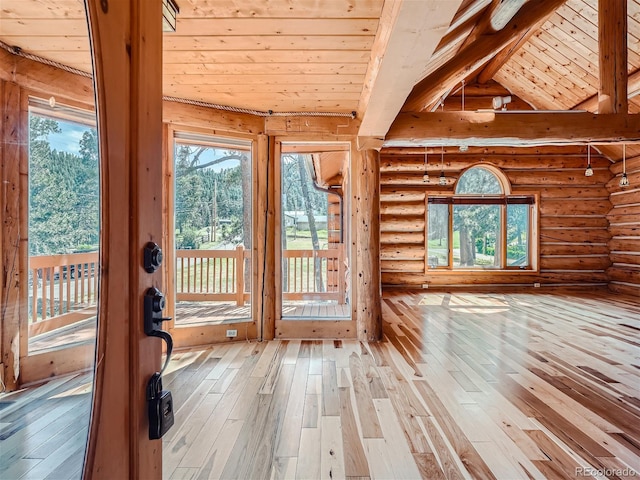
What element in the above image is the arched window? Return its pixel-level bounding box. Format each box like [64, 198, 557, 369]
[455, 166, 505, 195]
[427, 165, 535, 270]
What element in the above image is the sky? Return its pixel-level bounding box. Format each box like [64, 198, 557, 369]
[46, 119, 93, 155]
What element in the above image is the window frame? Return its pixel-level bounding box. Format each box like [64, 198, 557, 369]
[425, 165, 538, 272]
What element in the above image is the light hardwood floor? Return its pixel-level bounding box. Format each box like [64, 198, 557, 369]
[162, 289, 640, 479]
[2, 290, 639, 479]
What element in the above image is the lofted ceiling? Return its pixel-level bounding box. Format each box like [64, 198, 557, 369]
[0, 0, 638, 159]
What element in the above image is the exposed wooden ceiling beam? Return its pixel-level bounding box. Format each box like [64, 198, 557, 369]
[356, 0, 463, 147]
[402, 0, 568, 113]
[476, 9, 557, 84]
[574, 68, 640, 112]
[598, 0, 627, 114]
[385, 111, 640, 146]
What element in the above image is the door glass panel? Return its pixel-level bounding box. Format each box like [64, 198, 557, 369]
[28, 106, 99, 354]
[453, 204, 501, 268]
[280, 147, 350, 319]
[173, 135, 252, 325]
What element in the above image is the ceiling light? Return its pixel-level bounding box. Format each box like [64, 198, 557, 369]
[163, 0, 179, 33]
[585, 145, 593, 177]
[620, 144, 629, 187]
[439, 146, 447, 186]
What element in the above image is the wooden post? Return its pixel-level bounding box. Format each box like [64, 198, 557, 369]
[83, 0, 163, 479]
[598, 0, 628, 114]
[354, 147, 381, 342]
[236, 245, 245, 306]
[256, 134, 276, 340]
[0, 80, 25, 391]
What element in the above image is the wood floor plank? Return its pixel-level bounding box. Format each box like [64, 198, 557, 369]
[5, 290, 639, 480]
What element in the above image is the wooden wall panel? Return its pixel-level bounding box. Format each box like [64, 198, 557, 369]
[607, 158, 640, 295]
[380, 145, 613, 288]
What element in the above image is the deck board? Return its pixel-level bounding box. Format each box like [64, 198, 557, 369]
[2, 290, 639, 479]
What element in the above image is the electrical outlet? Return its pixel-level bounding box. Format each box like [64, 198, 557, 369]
[534, 282, 541, 288]
[422, 283, 429, 289]
[226, 329, 238, 338]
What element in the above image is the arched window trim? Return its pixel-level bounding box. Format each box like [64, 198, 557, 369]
[454, 164, 511, 196]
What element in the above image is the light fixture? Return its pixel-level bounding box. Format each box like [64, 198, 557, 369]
[620, 144, 629, 187]
[585, 144, 593, 177]
[163, 0, 179, 32]
[439, 146, 447, 186]
[423, 148, 429, 182]
[492, 95, 512, 110]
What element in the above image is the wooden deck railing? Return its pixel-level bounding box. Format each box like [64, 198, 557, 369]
[176, 245, 346, 305]
[29, 252, 99, 336]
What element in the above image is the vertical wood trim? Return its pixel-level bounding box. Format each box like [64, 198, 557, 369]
[164, 124, 176, 329]
[0, 81, 23, 390]
[598, 0, 628, 114]
[273, 140, 282, 331]
[354, 148, 381, 342]
[0, 80, 4, 385]
[424, 194, 429, 274]
[84, 0, 163, 478]
[18, 91, 28, 362]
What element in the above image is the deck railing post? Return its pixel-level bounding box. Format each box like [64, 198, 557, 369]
[236, 245, 245, 306]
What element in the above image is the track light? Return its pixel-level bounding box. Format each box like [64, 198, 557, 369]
[492, 95, 512, 110]
[585, 145, 593, 177]
[620, 144, 629, 187]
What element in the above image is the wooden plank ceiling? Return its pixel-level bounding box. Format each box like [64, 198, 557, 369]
[0, 0, 639, 123]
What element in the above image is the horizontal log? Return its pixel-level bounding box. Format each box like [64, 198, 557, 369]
[609, 252, 640, 265]
[609, 225, 640, 237]
[540, 244, 610, 256]
[380, 245, 426, 260]
[540, 216, 610, 229]
[507, 170, 611, 185]
[385, 112, 640, 147]
[380, 202, 425, 216]
[380, 232, 425, 244]
[605, 170, 640, 192]
[540, 228, 611, 243]
[539, 199, 612, 216]
[608, 282, 640, 296]
[381, 145, 590, 156]
[609, 154, 640, 175]
[380, 217, 425, 232]
[379, 155, 611, 171]
[525, 186, 609, 199]
[381, 271, 608, 285]
[380, 172, 457, 186]
[606, 204, 640, 218]
[607, 267, 640, 284]
[380, 191, 426, 202]
[380, 260, 425, 272]
[608, 188, 640, 206]
[540, 256, 611, 271]
[609, 238, 640, 252]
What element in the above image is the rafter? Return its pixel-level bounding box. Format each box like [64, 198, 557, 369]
[402, 0, 568, 113]
[598, 0, 628, 114]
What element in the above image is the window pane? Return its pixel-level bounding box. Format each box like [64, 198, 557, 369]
[427, 203, 449, 267]
[453, 205, 501, 268]
[174, 139, 252, 324]
[507, 204, 529, 267]
[456, 167, 503, 194]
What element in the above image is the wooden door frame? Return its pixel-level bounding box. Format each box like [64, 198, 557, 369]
[273, 139, 357, 339]
[83, 0, 164, 478]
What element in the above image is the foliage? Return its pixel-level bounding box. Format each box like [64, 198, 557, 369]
[28, 115, 99, 255]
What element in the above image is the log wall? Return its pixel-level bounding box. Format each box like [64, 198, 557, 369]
[607, 154, 640, 296]
[380, 146, 613, 288]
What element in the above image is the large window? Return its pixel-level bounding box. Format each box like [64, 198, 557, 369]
[427, 166, 535, 270]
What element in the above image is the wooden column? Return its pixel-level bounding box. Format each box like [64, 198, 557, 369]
[598, 0, 628, 114]
[83, 0, 163, 479]
[256, 134, 276, 340]
[0, 80, 26, 391]
[354, 147, 381, 342]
